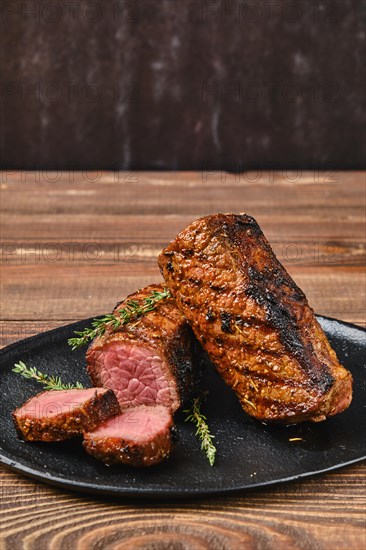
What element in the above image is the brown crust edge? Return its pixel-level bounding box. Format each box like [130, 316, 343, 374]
[12, 389, 121, 442]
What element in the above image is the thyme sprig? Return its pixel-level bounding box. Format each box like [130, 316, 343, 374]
[68, 288, 171, 350]
[13, 361, 84, 391]
[184, 392, 217, 466]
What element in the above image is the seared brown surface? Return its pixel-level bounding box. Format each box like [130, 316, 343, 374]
[159, 214, 353, 423]
[87, 283, 201, 411]
[1, 171, 365, 549]
[12, 389, 120, 442]
[83, 405, 174, 467]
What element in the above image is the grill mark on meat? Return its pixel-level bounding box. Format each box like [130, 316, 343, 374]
[218, 216, 333, 391]
[245, 265, 333, 392]
[207, 333, 286, 359]
[233, 364, 310, 388]
[223, 217, 337, 392]
[220, 312, 234, 333]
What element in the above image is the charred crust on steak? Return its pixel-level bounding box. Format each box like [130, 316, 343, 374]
[165, 322, 203, 399]
[232, 214, 262, 236]
[205, 308, 216, 322]
[220, 312, 234, 333]
[209, 283, 226, 292]
[188, 277, 201, 286]
[246, 265, 334, 392]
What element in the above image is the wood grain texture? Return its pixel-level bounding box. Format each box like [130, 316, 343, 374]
[0, 171, 365, 550]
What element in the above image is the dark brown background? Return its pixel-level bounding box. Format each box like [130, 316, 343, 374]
[1, 0, 365, 170]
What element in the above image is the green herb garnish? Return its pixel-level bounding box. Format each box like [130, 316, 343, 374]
[184, 393, 217, 466]
[13, 361, 84, 391]
[68, 288, 171, 350]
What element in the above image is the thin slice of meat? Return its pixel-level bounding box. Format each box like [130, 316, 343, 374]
[13, 388, 120, 441]
[159, 213, 353, 423]
[86, 284, 201, 412]
[83, 404, 174, 466]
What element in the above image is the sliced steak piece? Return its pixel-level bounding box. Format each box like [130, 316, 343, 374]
[13, 388, 120, 442]
[86, 284, 200, 412]
[83, 404, 174, 466]
[159, 213, 353, 423]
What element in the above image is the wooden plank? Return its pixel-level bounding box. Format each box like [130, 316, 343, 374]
[1, 264, 365, 323]
[0, 465, 365, 549]
[1, 169, 364, 187]
[1, 238, 364, 267]
[1, 171, 365, 221]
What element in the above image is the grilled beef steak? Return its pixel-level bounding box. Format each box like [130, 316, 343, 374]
[13, 388, 120, 441]
[83, 404, 174, 466]
[159, 213, 353, 423]
[86, 284, 200, 412]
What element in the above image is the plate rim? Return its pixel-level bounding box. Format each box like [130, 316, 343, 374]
[1, 452, 364, 500]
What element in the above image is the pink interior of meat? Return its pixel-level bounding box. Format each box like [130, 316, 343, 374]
[88, 405, 171, 441]
[16, 388, 107, 419]
[93, 341, 178, 410]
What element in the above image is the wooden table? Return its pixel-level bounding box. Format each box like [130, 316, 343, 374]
[1, 171, 365, 549]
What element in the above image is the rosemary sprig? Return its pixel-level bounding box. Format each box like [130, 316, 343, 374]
[184, 392, 217, 466]
[68, 288, 171, 350]
[13, 361, 84, 391]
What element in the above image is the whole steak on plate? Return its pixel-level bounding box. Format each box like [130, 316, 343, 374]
[86, 284, 200, 412]
[13, 388, 120, 441]
[159, 213, 353, 423]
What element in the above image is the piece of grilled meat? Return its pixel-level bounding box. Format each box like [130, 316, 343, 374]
[83, 405, 174, 467]
[159, 214, 353, 423]
[86, 284, 200, 412]
[13, 388, 120, 442]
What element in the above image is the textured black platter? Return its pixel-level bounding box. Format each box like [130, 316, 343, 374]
[0, 316, 365, 500]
